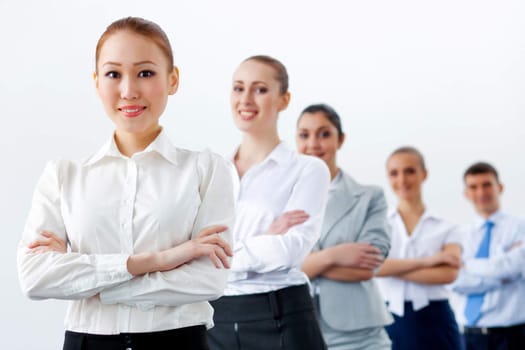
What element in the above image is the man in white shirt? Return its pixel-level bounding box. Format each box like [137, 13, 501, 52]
[453, 162, 525, 350]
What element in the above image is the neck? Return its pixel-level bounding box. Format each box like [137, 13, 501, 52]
[114, 126, 162, 157]
[237, 131, 280, 165]
[398, 197, 425, 217]
[328, 162, 339, 180]
[478, 207, 499, 219]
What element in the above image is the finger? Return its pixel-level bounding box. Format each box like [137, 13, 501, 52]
[286, 217, 308, 227]
[40, 231, 58, 239]
[42, 232, 66, 246]
[218, 240, 233, 257]
[202, 235, 233, 256]
[207, 251, 222, 269]
[282, 210, 308, 217]
[287, 212, 310, 219]
[27, 246, 51, 254]
[360, 257, 383, 268]
[27, 238, 51, 249]
[199, 225, 228, 237]
[214, 247, 230, 269]
[357, 243, 381, 253]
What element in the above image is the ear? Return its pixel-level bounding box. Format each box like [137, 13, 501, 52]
[278, 92, 291, 112]
[168, 66, 180, 95]
[422, 169, 428, 182]
[499, 182, 504, 194]
[338, 132, 346, 149]
[93, 71, 100, 95]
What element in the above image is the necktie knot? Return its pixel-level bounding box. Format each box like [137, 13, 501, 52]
[484, 220, 494, 229]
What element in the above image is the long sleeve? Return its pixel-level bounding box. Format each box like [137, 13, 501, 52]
[355, 187, 391, 258]
[230, 159, 330, 274]
[17, 161, 132, 300]
[452, 269, 503, 294]
[462, 245, 525, 281]
[99, 151, 236, 308]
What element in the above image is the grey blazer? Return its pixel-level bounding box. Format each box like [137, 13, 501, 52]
[313, 172, 393, 331]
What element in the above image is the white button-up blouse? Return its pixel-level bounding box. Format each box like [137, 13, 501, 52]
[377, 210, 462, 316]
[225, 142, 330, 295]
[17, 129, 237, 334]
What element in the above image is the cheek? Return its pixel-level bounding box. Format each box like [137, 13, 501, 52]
[296, 139, 306, 153]
[388, 177, 398, 189]
[96, 82, 111, 98]
[320, 140, 338, 155]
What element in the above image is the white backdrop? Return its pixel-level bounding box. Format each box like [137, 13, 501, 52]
[2, 0, 524, 348]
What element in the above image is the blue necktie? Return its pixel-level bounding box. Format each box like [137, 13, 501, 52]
[464, 220, 494, 325]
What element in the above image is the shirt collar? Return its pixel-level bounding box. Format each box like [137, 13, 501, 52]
[329, 169, 343, 192]
[473, 209, 504, 230]
[229, 141, 292, 165]
[387, 207, 440, 221]
[83, 128, 179, 166]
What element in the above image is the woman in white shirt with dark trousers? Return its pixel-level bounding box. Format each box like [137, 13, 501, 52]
[17, 17, 236, 350]
[207, 56, 330, 350]
[376, 146, 463, 350]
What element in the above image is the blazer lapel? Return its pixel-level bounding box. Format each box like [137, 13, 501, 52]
[319, 173, 363, 246]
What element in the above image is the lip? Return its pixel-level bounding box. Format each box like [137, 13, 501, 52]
[238, 109, 258, 121]
[305, 151, 325, 158]
[118, 105, 146, 118]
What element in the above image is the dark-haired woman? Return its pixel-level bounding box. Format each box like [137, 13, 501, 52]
[207, 57, 330, 350]
[297, 104, 393, 350]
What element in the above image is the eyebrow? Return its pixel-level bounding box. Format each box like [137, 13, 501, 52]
[299, 126, 332, 132]
[102, 60, 158, 67]
[233, 80, 268, 85]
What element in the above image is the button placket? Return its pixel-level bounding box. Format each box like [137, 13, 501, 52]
[120, 159, 138, 254]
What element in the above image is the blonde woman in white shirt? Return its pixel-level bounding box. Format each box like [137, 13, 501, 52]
[376, 146, 462, 350]
[207, 56, 330, 350]
[17, 17, 236, 350]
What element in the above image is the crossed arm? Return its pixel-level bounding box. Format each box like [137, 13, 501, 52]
[453, 241, 524, 294]
[376, 243, 462, 284]
[18, 156, 235, 307]
[301, 188, 391, 282]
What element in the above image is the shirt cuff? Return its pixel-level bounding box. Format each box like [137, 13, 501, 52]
[63, 254, 132, 297]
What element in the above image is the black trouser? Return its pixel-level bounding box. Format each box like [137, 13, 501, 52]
[385, 300, 462, 350]
[464, 323, 525, 350]
[208, 284, 327, 350]
[63, 325, 208, 350]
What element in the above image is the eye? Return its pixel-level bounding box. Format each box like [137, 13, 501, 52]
[232, 85, 243, 93]
[298, 132, 308, 139]
[320, 131, 332, 138]
[138, 70, 155, 78]
[389, 170, 398, 177]
[105, 71, 120, 79]
[255, 87, 268, 94]
[405, 167, 416, 175]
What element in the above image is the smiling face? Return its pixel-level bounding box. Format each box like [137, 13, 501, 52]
[464, 173, 502, 217]
[296, 111, 343, 173]
[95, 30, 178, 137]
[230, 59, 290, 136]
[387, 152, 427, 201]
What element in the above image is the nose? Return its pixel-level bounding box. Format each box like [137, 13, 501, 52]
[307, 135, 321, 149]
[239, 90, 253, 105]
[120, 76, 139, 100]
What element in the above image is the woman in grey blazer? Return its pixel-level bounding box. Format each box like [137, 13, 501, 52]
[297, 104, 393, 349]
